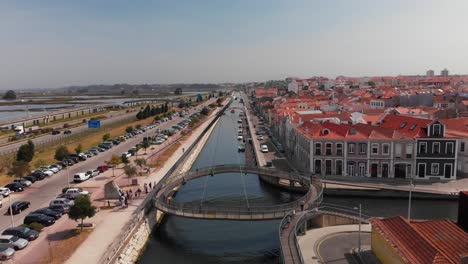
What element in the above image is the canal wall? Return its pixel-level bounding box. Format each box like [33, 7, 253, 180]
[323, 186, 458, 200]
[108, 98, 232, 264]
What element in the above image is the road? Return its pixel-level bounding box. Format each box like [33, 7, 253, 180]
[317, 232, 371, 264]
[0, 109, 138, 156]
[0, 102, 211, 232]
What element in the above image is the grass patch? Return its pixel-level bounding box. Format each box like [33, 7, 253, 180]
[0, 175, 11, 186]
[147, 142, 181, 168]
[38, 229, 92, 264]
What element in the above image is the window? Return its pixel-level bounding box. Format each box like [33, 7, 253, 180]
[419, 142, 427, 154]
[462, 142, 465, 152]
[358, 163, 366, 177]
[406, 144, 413, 158]
[325, 143, 332, 155]
[325, 160, 332, 175]
[431, 163, 439, 175]
[336, 160, 343, 175]
[446, 142, 454, 154]
[409, 124, 417, 130]
[348, 143, 355, 154]
[359, 143, 366, 154]
[382, 144, 390, 155]
[315, 143, 321, 155]
[433, 124, 441, 136]
[395, 143, 402, 158]
[400, 122, 407, 129]
[433, 142, 440, 154]
[336, 143, 343, 156]
[371, 144, 379, 155]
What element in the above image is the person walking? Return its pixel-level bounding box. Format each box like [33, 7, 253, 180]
[137, 188, 142, 197]
[149, 182, 152, 189]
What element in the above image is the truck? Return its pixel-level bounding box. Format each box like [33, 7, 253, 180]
[13, 126, 41, 136]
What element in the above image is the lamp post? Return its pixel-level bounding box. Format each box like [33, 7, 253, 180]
[66, 164, 71, 188]
[354, 203, 362, 253]
[407, 164, 413, 222]
[9, 195, 14, 228]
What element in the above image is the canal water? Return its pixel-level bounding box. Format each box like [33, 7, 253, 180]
[139, 99, 459, 264]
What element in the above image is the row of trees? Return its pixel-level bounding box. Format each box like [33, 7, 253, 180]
[136, 103, 169, 120]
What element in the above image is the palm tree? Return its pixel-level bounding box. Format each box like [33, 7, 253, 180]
[123, 164, 137, 185]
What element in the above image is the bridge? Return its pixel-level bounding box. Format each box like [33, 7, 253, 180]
[153, 164, 323, 221]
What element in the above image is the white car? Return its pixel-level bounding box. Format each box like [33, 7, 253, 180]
[121, 152, 131, 158]
[237, 135, 243, 141]
[0, 188, 11, 198]
[0, 235, 29, 250]
[40, 166, 58, 174]
[258, 135, 264, 140]
[65, 188, 89, 196]
[260, 144, 269, 153]
[73, 173, 90, 183]
[35, 169, 53, 177]
[49, 198, 74, 207]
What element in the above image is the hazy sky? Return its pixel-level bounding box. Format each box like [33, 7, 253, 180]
[1, 0, 468, 89]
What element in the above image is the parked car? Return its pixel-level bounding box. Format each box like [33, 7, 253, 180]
[48, 204, 70, 214]
[56, 193, 77, 200]
[258, 135, 264, 140]
[0, 188, 11, 197]
[237, 135, 243, 141]
[96, 165, 108, 173]
[23, 175, 37, 184]
[41, 166, 58, 174]
[73, 173, 90, 183]
[260, 144, 269, 153]
[49, 198, 74, 207]
[88, 149, 99, 155]
[4, 183, 24, 192]
[50, 164, 62, 171]
[85, 170, 100, 178]
[121, 152, 131, 158]
[0, 245, 15, 261]
[51, 130, 61, 135]
[84, 151, 94, 158]
[23, 213, 55, 226]
[64, 130, 72, 134]
[8, 201, 30, 214]
[65, 188, 89, 196]
[0, 235, 29, 250]
[31, 171, 47, 180]
[12, 178, 32, 187]
[35, 169, 53, 177]
[32, 208, 62, 220]
[2, 227, 39, 241]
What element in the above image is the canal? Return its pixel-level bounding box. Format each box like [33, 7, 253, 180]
[139, 98, 459, 264]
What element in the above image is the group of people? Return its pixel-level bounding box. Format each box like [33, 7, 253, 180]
[119, 181, 156, 208]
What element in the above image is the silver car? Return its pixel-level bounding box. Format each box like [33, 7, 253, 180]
[0, 246, 15, 261]
[0, 235, 29, 250]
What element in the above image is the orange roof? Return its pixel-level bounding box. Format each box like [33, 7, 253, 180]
[379, 114, 431, 138]
[371, 216, 468, 264]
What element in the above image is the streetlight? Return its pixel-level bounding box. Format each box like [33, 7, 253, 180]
[407, 164, 413, 222]
[66, 164, 71, 188]
[354, 203, 362, 253]
[9, 195, 14, 228]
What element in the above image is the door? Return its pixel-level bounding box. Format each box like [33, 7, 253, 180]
[444, 164, 452, 179]
[394, 164, 406, 178]
[358, 163, 366, 177]
[418, 163, 426, 178]
[314, 160, 321, 175]
[347, 164, 355, 177]
[382, 164, 389, 178]
[371, 164, 378, 178]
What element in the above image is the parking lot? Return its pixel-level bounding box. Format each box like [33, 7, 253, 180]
[0, 101, 213, 262]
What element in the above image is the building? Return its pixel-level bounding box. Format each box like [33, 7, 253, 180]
[426, 69, 434, 77]
[371, 215, 468, 264]
[441, 68, 449, 77]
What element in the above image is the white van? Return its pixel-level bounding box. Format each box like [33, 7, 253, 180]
[73, 173, 90, 183]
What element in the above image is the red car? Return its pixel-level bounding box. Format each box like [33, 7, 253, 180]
[96, 165, 109, 173]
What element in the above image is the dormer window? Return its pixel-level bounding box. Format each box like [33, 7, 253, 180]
[432, 124, 442, 137]
[322, 129, 329, 135]
[400, 122, 407, 129]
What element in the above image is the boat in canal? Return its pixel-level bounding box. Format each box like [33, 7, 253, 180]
[238, 143, 245, 152]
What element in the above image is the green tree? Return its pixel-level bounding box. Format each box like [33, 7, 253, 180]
[123, 164, 137, 185]
[16, 140, 35, 162]
[55, 145, 70, 161]
[121, 155, 129, 165]
[2, 90, 17, 100]
[68, 195, 96, 232]
[9, 160, 30, 178]
[125, 126, 134, 133]
[200, 107, 209, 116]
[102, 133, 111, 141]
[74, 144, 83, 154]
[141, 139, 150, 153]
[105, 154, 121, 177]
[216, 98, 223, 106]
[134, 158, 146, 173]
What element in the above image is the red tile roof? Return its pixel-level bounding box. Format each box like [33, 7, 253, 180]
[378, 114, 432, 138]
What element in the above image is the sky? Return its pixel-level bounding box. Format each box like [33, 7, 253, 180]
[1, 0, 468, 89]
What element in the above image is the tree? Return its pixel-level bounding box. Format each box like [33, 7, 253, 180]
[9, 160, 30, 178]
[174, 88, 182, 95]
[0, 155, 14, 173]
[134, 158, 146, 173]
[74, 144, 83, 154]
[2, 90, 17, 100]
[105, 154, 121, 177]
[141, 140, 150, 154]
[121, 155, 129, 165]
[102, 133, 111, 141]
[200, 107, 209, 116]
[68, 195, 96, 232]
[123, 164, 137, 185]
[16, 140, 35, 162]
[126, 126, 134, 133]
[55, 145, 70, 161]
[216, 98, 223, 106]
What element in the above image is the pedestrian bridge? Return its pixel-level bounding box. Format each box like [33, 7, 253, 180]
[153, 164, 323, 220]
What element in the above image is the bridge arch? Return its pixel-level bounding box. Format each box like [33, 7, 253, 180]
[153, 165, 323, 220]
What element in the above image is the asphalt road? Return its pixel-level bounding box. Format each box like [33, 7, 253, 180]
[317, 232, 371, 264]
[0, 109, 138, 156]
[0, 103, 209, 232]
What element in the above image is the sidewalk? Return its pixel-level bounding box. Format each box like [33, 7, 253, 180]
[297, 224, 371, 264]
[66, 105, 221, 264]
